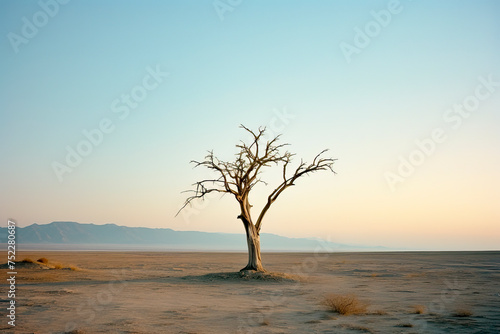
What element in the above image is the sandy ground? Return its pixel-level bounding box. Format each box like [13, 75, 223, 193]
[1, 251, 499, 334]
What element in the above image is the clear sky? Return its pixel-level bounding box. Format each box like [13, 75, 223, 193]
[1, 0, 499, 250]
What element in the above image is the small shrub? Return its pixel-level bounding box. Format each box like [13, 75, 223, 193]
[339, 324, 374, 333]
[53, 263, 63, 269]
[305, 319, 321, 324]
[260, 319, 270, 326]
[323, 294, 367, 315]
[21, 258, 34, 263]
[37, 257, 49, 264]
[69, 265, 81, 271]
[412, 305, 425, 314]
[453, 309, 473, 317]
[396, 323, 414, 328]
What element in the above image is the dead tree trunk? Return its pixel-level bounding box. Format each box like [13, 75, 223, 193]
[238, 215, 265, 272]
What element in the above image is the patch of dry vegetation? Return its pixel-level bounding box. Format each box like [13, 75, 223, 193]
[396, 323, 414, 328]
[10, 257, 81, 271]
[260, 319, 270, 326]
[339, 323, 375, 333]
[453, 309, 473, 317]
[323, 294, 368, 315]
[185, 271, 302, 282]
[412, 305, 426, 314]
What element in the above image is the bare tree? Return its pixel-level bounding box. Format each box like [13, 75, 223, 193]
[177, 125, 336, 272]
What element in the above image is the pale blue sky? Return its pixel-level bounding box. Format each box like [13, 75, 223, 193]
[1, 0, 499, 250]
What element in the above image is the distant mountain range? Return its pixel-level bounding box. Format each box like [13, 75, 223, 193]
[0, 221, 386, 251]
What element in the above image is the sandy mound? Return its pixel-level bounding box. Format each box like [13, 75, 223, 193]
[181, 270, 302, 282]
[0, 259, 80, 271]
[0, 261, 51, 270]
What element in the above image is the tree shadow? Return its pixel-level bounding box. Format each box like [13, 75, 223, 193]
[179, 271, 302, 283]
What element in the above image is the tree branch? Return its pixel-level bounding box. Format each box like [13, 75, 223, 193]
[254, 150, 336, 232]
[177, 125, 337, 235]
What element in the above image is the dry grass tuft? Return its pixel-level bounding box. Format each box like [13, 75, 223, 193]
[453, 309, 473, 317]
[37, 257, 49, 264]
[339, 324, 375, 333]
[305, 319, 321, 324]
[53, 263, 63, 269]
[323, 294, 368, 315]
[22, 258, 35, 263]
[69, 265, 81, 271]
[396, 323, 414, 328]
[412, 305, 426, 314]
[260, 319, 270, 326]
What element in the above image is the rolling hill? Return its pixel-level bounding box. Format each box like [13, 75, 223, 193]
[0, 221, 384, 251]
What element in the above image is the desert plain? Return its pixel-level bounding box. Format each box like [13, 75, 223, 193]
[1, 251, 499, 333]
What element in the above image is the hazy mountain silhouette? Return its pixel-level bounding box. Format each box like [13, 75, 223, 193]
[0, 221, 385, 251]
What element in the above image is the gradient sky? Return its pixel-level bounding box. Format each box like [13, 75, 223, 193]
[1, 0, 499, 250]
